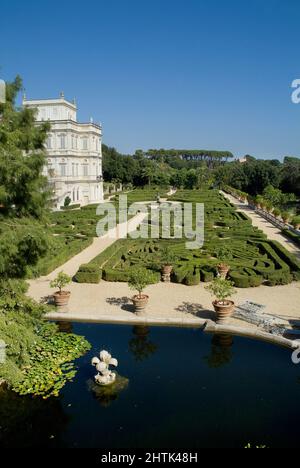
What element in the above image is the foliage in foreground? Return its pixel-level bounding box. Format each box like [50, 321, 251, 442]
[0, 76, 91, 399]
[0, 281, 90, 398]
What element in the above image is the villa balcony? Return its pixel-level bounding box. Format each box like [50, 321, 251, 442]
[48, 175, 103, 183]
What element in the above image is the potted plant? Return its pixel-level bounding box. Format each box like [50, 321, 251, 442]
[260, 199, 267, 211]
[255, 196, 262, 210]
[216, 246, 232, 279]
[281, 211, 290, 225]
[206, 277, 236, 324]
[273, 208, 281, 220]
[292, 216, 300, 230]
[50, 271, 72, 307]
[128, 267, 157, 314]
[265, 202, 273, 216]
[160, 247, 177, 277]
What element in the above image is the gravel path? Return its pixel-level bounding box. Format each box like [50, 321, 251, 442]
[221, 191, 300, 260]
[27, 191, 300, 330]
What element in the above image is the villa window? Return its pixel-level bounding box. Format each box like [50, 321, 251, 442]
[45, 136, 52, 149]
[82, 137, 88, 150]
[59, 134, 66, 149]
[59, 164, 67, 176]
[82, 164, 89, 176]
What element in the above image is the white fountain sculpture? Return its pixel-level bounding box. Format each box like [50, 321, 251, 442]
[91, 350, 118, 386]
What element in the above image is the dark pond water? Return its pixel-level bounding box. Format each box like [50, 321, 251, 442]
[1, 322, 300, 448]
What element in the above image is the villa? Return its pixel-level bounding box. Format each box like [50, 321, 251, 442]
[23, 93, 104, 209]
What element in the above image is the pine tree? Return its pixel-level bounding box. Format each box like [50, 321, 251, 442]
[0, 76, 51, 278]
[0, 76, 50, 218]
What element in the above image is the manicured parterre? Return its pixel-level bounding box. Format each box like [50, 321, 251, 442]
[75, 190, 300, 288]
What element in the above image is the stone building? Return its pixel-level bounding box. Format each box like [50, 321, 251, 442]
[23, 93, 103, 208]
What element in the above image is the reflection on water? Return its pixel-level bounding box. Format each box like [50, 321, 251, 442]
[87, 374, 129, 408]
[57, 321, 73, 334]
[204, 334, 233, 368]
[128, 326, 158, 361]
[1, 324, 300, 448]
[0, 386, 68, 448]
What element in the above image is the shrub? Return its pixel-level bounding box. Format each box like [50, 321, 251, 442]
[160, 247, 177, 266]
[229, 270, 263, 288]
[200, 268, 215, 282]
[206, 278, 236, 303]
[273, 208, 281, 219]
[128, 267, 159, 297]
[292, 216, 300, 229]
[64, 196, 71, 208]
[74, 264, 102, 284]
[266, 271, 293, 286]
[60, 203, 81, 211]
[281, 212, 290, 224]
[184, 269, 200, 286]
[282, 229, 300, 247]
[50, 271, 71, 293]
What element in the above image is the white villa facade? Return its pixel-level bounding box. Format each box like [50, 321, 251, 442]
[23, 93, 104, 209]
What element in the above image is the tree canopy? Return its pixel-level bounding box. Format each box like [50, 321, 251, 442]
[0, 76, 50, 218]
[0, 76, 51, 278]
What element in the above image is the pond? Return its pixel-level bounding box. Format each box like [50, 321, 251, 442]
[1, 322, 300, 448]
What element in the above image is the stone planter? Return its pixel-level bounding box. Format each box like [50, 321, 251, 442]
[53, 291, 71, 308]
[131, 294, 149, 314]
[213, 300, 235, 324]
[217, 264, 230, 279]
[161, 264, 173, 282]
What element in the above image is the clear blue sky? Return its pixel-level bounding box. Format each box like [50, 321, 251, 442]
[1, 0, 299, 159]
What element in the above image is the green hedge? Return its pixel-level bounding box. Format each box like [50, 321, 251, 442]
[60, 204, 81, 211]
[282, 229, 300, 247]
[27, 237, 93, 278]
[229, 270, 263, 288]
[70, 189, 300, 288]
[74, 264, 102, 283]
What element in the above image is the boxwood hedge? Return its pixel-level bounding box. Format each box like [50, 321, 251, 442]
[74, 189, 300, 288]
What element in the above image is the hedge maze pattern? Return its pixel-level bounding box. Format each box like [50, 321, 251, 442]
[75, 190, 300, 288]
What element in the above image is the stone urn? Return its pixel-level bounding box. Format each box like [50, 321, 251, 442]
[53, 291, 71, 307]
[217, 263, 230, 279]
[161, 264, 173, 282]
[131, 294, 149, 314]
[213, 300, 235, 324]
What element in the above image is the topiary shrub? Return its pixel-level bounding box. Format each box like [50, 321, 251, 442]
[266, 271, 293, 286]
[200, 268, 215, 282]
[184, 269, 200, 286]
[74, 264, 102, 284]
[229, 270, 263, 288]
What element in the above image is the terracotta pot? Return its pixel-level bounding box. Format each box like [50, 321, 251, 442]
[162, 264, 173, 276]
[53, 291, 71, 307]
[131, 294, 149, 314]
[213, 300, 235, 324]
[217, 264, 230, 279]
